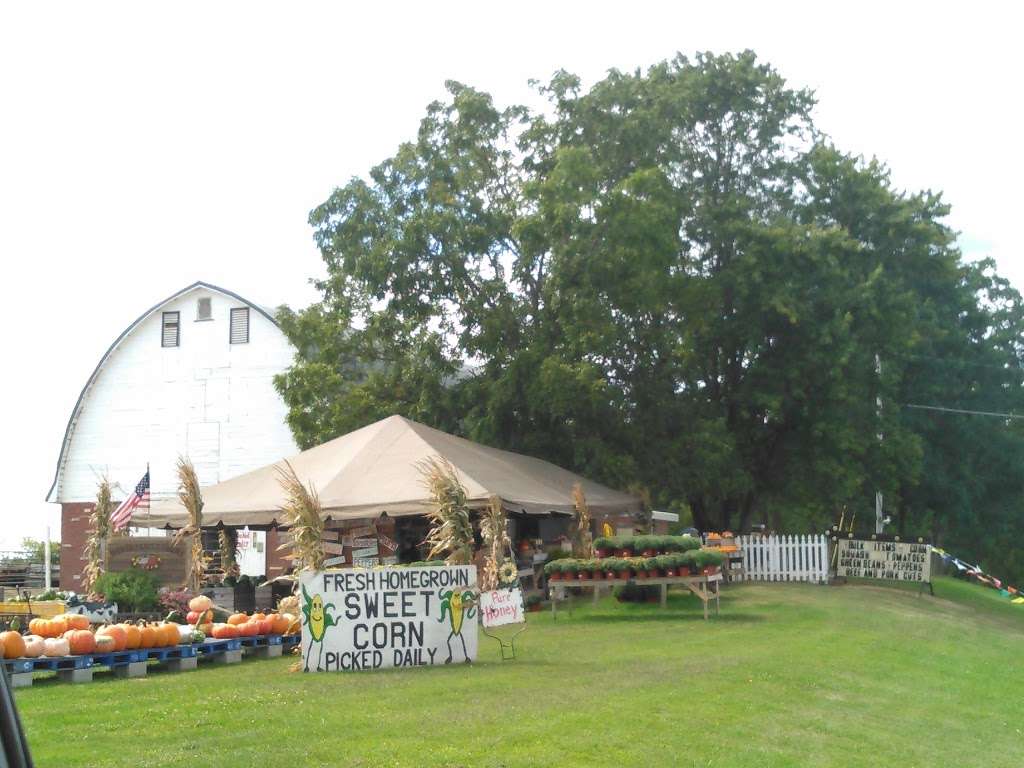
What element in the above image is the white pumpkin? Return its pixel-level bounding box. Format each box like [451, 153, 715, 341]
[43, 637, 70, 657]
[177, 624, 195, 643]
[188, 595, 213, 613]
[22, 635, 45, 658]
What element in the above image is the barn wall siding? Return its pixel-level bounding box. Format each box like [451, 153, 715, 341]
[53, 286, 300, 583]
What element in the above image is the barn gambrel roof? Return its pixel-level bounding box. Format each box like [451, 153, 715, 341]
[45, 281, 282, 503]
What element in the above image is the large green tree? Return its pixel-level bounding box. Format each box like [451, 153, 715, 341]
[276, 51, 1024, 579]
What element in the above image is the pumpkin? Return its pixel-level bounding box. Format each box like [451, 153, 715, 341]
[43, 637, 70, 657]
[0, 631, 27, 659]
[227, 613, 249, 626]
[251, 612, 267, 622]
[188, 594, 213, 613]
[22, 635, 45, 658]
[94, 635, 116, 653]
[29, 617, 66, 638]
[139, 624, 158, 649]
[211, 623, 238, 639]
[97, 625, 127, 652]
[177, 624, 195, 643]
[239, 621, 260, 638]
[61, 613, 90, 631]
[258, 618, 275, 635]
[267, 614, 290, 635]
[120, 623, 142, 650]
[186, 611, 201, 625]
[66, 629, 96, 655]
[198, 622, 213, 636]
[160, 623, 179, 647]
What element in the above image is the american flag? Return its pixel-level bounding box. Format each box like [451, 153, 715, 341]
[111, 469, 150, 531]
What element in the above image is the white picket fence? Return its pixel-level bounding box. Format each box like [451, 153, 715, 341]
[731, 534, 829, 584]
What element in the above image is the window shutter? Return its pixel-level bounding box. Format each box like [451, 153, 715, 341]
[196, 297, 212, 321]
[161, 311, 180, 347]
[230, 307, 249, 344]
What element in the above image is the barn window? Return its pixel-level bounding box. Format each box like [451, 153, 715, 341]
[229, 307, 249, 344]
[196, 297, 212, 321]
[161, 311, 180, 347]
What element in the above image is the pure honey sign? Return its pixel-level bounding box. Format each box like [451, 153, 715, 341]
[298, 566, 478, 672]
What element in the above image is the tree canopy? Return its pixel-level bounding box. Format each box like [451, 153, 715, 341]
[275, 51, 1024, 582]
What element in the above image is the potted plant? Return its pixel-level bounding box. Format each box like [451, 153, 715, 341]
[584, 559, 602, 580]
[576, 559, 593, 581]
[525, 594, 542, 612]
[701, 549, 724, 575]
[677, 551, 696, 577]
[543, 560, 563, 582]
[614, 537, 635, 558]
[653, 555, 671, 577]
[593, 537, 614, 559]
[644, 557, 661, 578]
[636, 536, 659, 558]
[610, 558, 631, 580]
[601, 557, 620, 580]
[560, 559, 579, 581]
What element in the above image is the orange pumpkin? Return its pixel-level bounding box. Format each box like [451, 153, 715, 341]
[269, 614, 290, 634]
[120, 623, 142, 650]
[28, 618, 47, 637]
[22, 635, 45, 658]
[97, 625, 127, 652]
[211, 623, 238, 639]
[65, 629, 96, 655]
[29, 617, 66, 638]
[50, 617, 68, 637]
[139, 625, 158, 649]
[188, 594, 213, 613]
[61, 613, 90, 631]
[251, 612, 267, 622]
[227, 613, 249, 626]
[94, 635, 116, 653]
[0, 631, 27, 659]
[159, 623, 179, 647]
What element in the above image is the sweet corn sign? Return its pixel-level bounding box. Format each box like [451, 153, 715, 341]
[299, 566, 478, 672]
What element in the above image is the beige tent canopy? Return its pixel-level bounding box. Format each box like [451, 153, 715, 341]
[142, 414, 641, 528]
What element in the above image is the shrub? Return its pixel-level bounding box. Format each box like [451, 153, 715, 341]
[643, 557, 660, 572]
[158, 588, 192, 615]
[543, 559, 563, 577]
[654, 555, 675, 572]
[613, 583, 660, 602]
[633, 535, 656, 553]
[559, 559, 579, 576]
[93, 569, 160, 612]
[545, 549, 572, 562]
[612, 537, 635, 554]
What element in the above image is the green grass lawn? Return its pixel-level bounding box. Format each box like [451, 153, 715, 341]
[13, 577, 1024, 767]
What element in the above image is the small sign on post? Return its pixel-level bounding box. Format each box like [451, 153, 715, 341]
[478, 586, 527, 660]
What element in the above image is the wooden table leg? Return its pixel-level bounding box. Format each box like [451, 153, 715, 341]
[660, 583, 667, 608]
[593, 584, 600, 605]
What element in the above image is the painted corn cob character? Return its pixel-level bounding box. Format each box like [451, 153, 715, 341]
[301, 583, 339, 672]
[438, 588, 476, 663]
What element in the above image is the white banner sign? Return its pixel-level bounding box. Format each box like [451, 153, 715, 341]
[836, 539, 931, 582]
[479, 587, 525, 628]
[299, 566, 478, 672]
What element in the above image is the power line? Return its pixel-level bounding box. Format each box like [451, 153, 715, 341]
[903, 403, 1024, 420]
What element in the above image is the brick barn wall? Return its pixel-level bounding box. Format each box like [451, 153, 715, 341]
[60, 502, 94, 589]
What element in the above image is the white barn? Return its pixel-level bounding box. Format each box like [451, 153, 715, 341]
[47, 281, 299, 585]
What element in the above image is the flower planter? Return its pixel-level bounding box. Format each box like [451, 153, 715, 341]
[577, 571, 592, 581]
[604, 571, 616, 580]
[595, 548, 610, 559]
[642, 549, 657, 558]
[678, 567, 691, 577]
[636, 570, 649, 579]
[663, 567, 676, 577]
[616, 549, 632, 558]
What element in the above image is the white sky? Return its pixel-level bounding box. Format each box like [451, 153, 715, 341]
[0, 1, 1020, 549]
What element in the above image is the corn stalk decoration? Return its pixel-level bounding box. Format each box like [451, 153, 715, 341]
[479, 495, 515, 591]
[82, 477, 115, 593]
[218, 528, 240, 580]
[172, 456, 207, 592]
[571, 482, 593, 559]
[417, 456, 474, 566]
[275, 460, 326, 572]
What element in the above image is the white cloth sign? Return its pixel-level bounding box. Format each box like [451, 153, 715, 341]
[299, 566, 479, 672]
[479, 588, 525, 628]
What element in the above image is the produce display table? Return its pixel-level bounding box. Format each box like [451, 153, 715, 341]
[549, 573, 722, 619]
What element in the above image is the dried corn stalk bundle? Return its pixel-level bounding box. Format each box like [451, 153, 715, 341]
[172, 456, 207, 592]
[275, 460, 325, 572]
[417, 456, 474, 566]
[571, 482, 593, 559]
[479, 495, 514, 590]
[218, 528, 240, 580]
[82, 477, 115, 593]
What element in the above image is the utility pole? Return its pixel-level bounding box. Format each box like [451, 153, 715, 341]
[875, 354, 885, 534]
